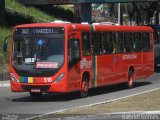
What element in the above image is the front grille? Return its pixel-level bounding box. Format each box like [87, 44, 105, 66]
[21, 85, 50, 91]
[14, 68, 59, 77]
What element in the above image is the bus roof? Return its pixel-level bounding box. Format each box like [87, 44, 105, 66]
[92, 25, 153, 32]
[14, 23, 153, 33]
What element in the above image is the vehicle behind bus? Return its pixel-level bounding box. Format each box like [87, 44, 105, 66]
[148, 25, 160, 69]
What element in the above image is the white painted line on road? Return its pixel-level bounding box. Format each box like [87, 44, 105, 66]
[49, 87, 160, 113]
[28, 87, 160, 120]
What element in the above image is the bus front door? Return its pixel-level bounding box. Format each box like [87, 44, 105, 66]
[68, 39, 81, 91]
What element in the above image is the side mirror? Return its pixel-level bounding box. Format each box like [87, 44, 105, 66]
[3, 42, 8, 52]
[3, 35, 11, 52]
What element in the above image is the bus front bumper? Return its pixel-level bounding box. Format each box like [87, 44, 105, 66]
[10, 80, 67, 93]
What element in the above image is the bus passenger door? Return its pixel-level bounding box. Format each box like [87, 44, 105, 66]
[114, 54, 123, 83]
[114, 33, 123, 83]
[102, 32, 117, 85]
[68, 39, 81, 91]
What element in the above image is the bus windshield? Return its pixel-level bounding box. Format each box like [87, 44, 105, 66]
[12, 27, 65, 77]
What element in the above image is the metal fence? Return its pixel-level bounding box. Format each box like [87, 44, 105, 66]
[0, 72, 9, 81]
[0, 62, 9, 81]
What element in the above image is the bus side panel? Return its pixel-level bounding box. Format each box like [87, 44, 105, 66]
[114, 54, 123, 83]
[121, 53, 143, 81]
[96, 55, 116, 87]
[134, 53, 144, 80]
[68, 62, 81, 91]
[142, 52, 154, 78]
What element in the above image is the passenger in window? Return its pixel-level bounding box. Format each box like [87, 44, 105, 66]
[99, 43, 103, 55]
[123, 47, 126, 53]
[83, 48, 91, 56]
[91, 44, 95, 55]
[111, 42, 116, 53]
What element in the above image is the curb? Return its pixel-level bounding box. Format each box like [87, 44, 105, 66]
[27, 88, 160, 120]
[44, 87, 160, 115]
[27, 111, 160, 120]
[108, 111, 160, 115]
[0, 80, 10, 88]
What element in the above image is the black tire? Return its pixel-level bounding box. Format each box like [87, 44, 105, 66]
[80, 76, 89, 98]
[154, 64, 158, 71]
[30, 92, 42, 100]
[127, 70, 134, 89]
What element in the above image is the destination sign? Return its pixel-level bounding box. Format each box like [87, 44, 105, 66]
[14, 27, 64, 35]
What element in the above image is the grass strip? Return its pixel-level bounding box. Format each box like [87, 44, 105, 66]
[57, 89, 160, 114]
[5, 0, 56, 22]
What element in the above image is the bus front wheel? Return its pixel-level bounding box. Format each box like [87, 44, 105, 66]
[127, 70, 134, 89]
[30, 92, 42, 100]
[80, 77, 89, 98]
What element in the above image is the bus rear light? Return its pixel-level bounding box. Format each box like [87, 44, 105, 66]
[10, 73, 19, 83]
[54, 73, 65, 83]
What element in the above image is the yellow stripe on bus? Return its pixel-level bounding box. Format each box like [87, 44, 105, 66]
[28, 77, 33, 83]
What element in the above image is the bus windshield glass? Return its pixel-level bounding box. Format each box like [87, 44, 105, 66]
[12, 27, 65, 77]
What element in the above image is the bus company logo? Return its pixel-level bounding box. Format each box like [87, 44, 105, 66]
[36, 62, 58, 69]
[122, 54, 138, 60]
[80, 58, 92, 69]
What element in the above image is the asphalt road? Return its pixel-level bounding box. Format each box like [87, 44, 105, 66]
[0, 71, 160, 119]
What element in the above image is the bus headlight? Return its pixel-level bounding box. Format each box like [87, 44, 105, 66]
[54, 73, 65, 83]
[10, 73, 19, 83]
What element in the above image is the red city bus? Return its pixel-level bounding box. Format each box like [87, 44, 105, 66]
[10, 22, 154, 99]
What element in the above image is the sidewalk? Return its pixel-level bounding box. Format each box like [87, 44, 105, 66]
[30, 111, 160, 120]
[0, 80, 10, 88]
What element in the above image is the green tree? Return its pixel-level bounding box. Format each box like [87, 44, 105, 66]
[0, 0, 5, 26]
[124, 2, 160, 25]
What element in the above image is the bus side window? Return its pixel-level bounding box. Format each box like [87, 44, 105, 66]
[82, 32, 91, 56]
[103, 32, 109, 54]
[110, 33, 116, 53]
[103, 32, 115, 54]
[141, 32, 151, 51]
[132, 32, 141, 52]
[68, 39, 80, 68]
[115, 32, 123, 53]
[124, 32, 132, 53]
[91, 32, 102, 55]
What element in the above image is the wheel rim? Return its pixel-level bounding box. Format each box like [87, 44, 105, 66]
[129, 75, 133, 87]
[82, 81, 87, 93]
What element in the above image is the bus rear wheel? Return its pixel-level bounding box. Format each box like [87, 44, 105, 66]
[30, 92, 42, 100]
[127, 70, 134, 89]
[80, 77, 89, 98]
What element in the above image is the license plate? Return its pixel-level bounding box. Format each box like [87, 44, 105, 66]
[31, 88, 41, 93]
